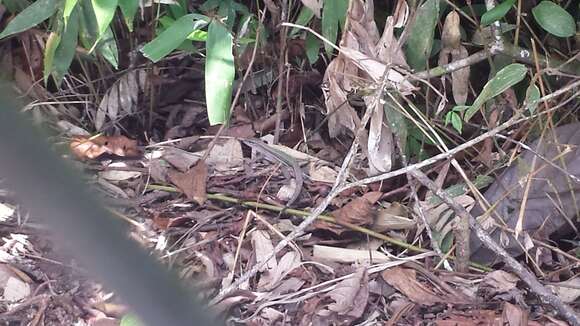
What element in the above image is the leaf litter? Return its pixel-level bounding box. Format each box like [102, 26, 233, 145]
[1, 0, 579, 325]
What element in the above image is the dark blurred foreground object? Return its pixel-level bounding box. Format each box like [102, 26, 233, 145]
[470, 123, 580, 264]
[0, 88, 220, 326]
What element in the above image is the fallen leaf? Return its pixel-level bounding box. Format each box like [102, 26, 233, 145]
[266, 251, 301, 290]
[250, 230, 277, 290]
[99, 162, 142, 181]
[381, 267, 444, 305]
[313, 245, 390, 264]
[70, 135, 140, 160]
[479, 270, 518, 295]
[314, 191, 382, 234]
[325, 268, 369, 320]
[161, 147, 200, 172]
[168, 161, 208, 205]
[205, 138, 244, 174]
[374, 202, 414, 231]
[1, 267, 31, 302]
[548, 277, 580, 303]
[503, 302, 528, 326]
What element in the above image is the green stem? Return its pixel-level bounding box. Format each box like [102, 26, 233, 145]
[146, 184, 491, 271]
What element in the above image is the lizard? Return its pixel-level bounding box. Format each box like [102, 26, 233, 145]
[242, 138, 304, 207]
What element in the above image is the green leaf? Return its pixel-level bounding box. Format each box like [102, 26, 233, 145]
[118, 0, 139, 32]
[168, 2, 186, 19]
[79, 0, 99, 49]
[63, 0, 80, 27]
[91, 0, 118, 43]
[0, 0, 59, 39]
[52, 7, 80, 85]
[480, 0, 515, 26]
[205, 20, 234, 125]
[464, 63, 527, 122]
[140, 14, 209, 62]
[2, 0, 32, 13]
[43, 32, 62, 83]
[404, 0, 439, 70]
[532, 1, 575, 38]
[524, 83, 540, 113]
[98, 26, 119, 68]
[450, 112, 462, 133]
[321, 0, 348, 55]
[290, 6, 314, 37]
[305, 31, 320, 64]
[187, 29, 208, 41]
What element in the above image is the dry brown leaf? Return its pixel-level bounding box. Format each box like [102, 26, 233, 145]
[323, 53, 361, 138]
[315, 191, 382, 234]
[392, 0, 409, 28]
[479, 270, 518, 294]
[167, 161, 208, 205]
[99, 162, 142, 181]
[441, 11, 461, 49]
[503, 302, 528, 326]
[251, 230, 278, 290]
[381, 267, 444, 306]
[547, 277, 580, 303]
[70, 135, 140, 160]
[374, 202, 414, 231]
[96, 69, 147, 131]
[451, 46, 470, 105]
[325, 268, 369, 320]
[367, 94, 393, 174]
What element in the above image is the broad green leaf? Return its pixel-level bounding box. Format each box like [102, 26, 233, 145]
[290, 6, 314, 37]
[91, 0, 118, 43]
[98, 26, 119, 68]
[321, 0, 348, 54]
[0, 0, 59, 39]
[199, 0, 220, 12]
[480, 0, 515, 26]
[305, 32, 320, 64]
[118, 0, 139, 31]
[79, 0, 99, 49]
[532, 1, 575, 38]
[464, 63, 527, 122]
[404, 0, 439, 70]
[168, 1, 186, 19]
[205, 20, 234, 125]
[52, 7, 80, 85]
[450, 112, 462, 133]
[63, 0, 80, 27]
[140, 14, 209, 62]
[217, 0, 236, 30]
[43, 32, 62, 83]
[524, 83, 540, 113]
[2, 0, 32, 13]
